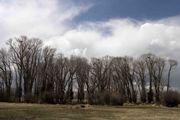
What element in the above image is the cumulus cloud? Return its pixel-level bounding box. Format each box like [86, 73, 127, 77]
[1, 0, 180, 59]
[0, 0, 90, 45]
[48, 17, 180, 88]
[47, 18, 180, 59]
[0, 0, 180, 88]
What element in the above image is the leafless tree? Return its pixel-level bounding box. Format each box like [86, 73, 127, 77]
[65, 56, 79, 103]
[7, 36, 29, 102]
[133, 58, 147, 103]
[75, 57, 90, 103]
[142, 53, 156, 103]
[38, 46, 56, 103]
[0, 48, 12, 101]
[0, 35, 178, 105]
[54, 54, 70, 103]
[152, 57, 165, 103]
[167, 59, 178, 92]
[22, 38, 42, 102]
[87, 56, 112, 104]
[111, 57, 126, 101]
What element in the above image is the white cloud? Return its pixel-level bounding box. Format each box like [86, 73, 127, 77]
[0, 0, 90, 45]
[46, 18, 180, 59]
[0, 0, 180, 88]
[50, 18, 180, 88]
[0, 0, 180, 59]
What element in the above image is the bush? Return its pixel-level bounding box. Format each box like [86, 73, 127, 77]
[41, 91, 55, 104]
[163, 90, 180, 107]
[86, 90, 99, 105]
[110, 93, 124, 106]
[99, 91, 111, 105]
[87, 91, 124, 106]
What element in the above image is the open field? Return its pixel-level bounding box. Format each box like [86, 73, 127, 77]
[0, 103, 179, 120]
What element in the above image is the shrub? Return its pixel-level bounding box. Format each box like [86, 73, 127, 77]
[87, 91, 124, 106]
[110, 93, 124, 106]
[96, 91, 110, 105]
[41, 91, 55, 104]
[99, 91, 111, 105]
[163, 90, 180, 107]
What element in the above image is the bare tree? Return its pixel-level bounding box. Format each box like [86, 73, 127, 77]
[133, 58, 147, 103]
[0, 80, 5, 101]
[7, 36, 43, 102]
[167, 59, 178, 92]
[88, 56, 112, 104]
[0, 35, 178, 106]
[65, 56, 78, 103]
[111, 57, 126, 101]
[0, 48, 12, 101]
[38, 46, 56, 103]
[142, 53, 156, 103]
[153, 57, 165, 103]
[75, 57, 90, 103]
[7, 36, 29, 102]
[54, 54, 70, 103]
[22, 38, 42, 102]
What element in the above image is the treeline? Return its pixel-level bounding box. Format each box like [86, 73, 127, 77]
[0, 36, 179, 106]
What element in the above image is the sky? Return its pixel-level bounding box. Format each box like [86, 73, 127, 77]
[0, 0, 180, 89]
[75, 0, 180, 22]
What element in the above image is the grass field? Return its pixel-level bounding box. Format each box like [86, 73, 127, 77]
[0, 103, 179, 120]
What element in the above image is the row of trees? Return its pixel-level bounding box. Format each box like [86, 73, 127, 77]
[0, 36, 178, 105]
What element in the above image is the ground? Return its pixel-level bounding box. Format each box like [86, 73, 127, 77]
[0, 103, 179, 120]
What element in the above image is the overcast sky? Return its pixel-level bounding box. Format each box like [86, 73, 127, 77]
[0, 0, 180, 89]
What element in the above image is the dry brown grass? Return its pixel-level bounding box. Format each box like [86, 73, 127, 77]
[0, 102, 179, 120]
